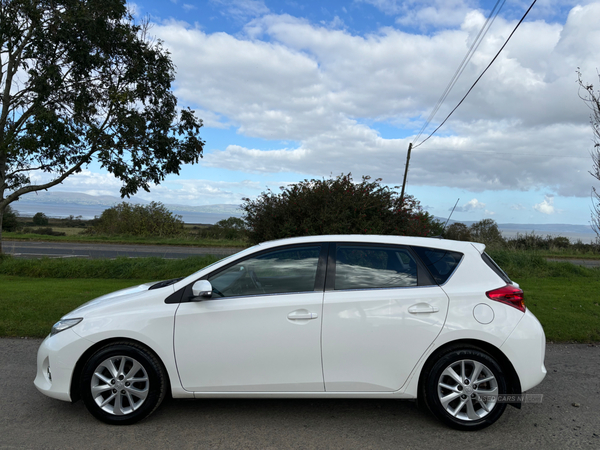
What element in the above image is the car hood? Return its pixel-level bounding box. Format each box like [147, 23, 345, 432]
[63, 281, 166, 319]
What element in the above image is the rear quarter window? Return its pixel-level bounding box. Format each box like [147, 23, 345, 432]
[411, 246, 463, 285]
[481, 252, 512, 284]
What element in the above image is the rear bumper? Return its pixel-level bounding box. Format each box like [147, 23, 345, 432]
[500, 309, 547, 392]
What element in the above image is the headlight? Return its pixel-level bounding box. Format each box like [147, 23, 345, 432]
[51, 318, 83, 336]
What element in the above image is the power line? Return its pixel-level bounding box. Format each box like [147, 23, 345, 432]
[412, 148, 590, 159]
[413, 0, 538, 149]
[413, 0, 507, 144]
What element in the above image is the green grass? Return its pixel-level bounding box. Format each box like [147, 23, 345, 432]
[1, 251, 599, 341]
[0, 255, 220, 279]
[0, 276, 146, 337]
[2, 231, 248, 248]
[518, 277, 600, 342]
[487, 250, 596, 279]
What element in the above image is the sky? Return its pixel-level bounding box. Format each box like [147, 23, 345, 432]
[41, 0, 600, 225]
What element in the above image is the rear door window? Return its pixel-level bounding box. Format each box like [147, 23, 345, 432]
[334, 245, 418, 290]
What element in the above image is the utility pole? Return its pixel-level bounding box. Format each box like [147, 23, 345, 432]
[400, 142, 412, 200]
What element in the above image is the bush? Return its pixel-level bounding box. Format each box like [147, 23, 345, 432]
[64, 215, 87, 228]
[241, 173, 443, 244]
[32, 212, 49, 226]
[211, 217, 248, 240]
[1, 205, 20, 232]
[89, 202, 184, 237]
[22, 227, 66, 236]
[188, 217, 248, 241]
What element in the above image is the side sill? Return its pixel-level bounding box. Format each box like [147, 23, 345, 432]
[190, 392, 416, 399]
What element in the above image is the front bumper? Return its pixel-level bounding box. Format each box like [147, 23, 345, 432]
[34, 329, 94, 402]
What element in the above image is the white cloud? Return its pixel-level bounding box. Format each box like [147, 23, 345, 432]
[151, 3, 600, 199]
[21, 170, 262, 206]
[127, 2, 140, 17]
[534, 194, 556, 214]
[133, 178, 262, 205]
[454, 198, 486, 212]
[360, 0, 477, 28]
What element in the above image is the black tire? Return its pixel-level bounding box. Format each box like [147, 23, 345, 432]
[80, 342, 167, 425]
[424, 348, 507, 431]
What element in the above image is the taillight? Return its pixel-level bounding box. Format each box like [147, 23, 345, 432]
[486, 285, 525, 312]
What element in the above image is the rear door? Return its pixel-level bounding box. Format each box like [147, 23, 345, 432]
[321, 243, 450, 392]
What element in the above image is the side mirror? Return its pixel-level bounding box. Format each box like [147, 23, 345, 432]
[191, 280, 213, 301]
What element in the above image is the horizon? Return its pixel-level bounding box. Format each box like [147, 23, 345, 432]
[10, 191, 597, 241]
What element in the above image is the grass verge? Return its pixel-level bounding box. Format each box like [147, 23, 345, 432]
[518, 277, 600, 342]
[1, 252, 599, 341]
[2, 231, 248, 248]
[0, 255, 220, 279]
[0, 276, 146, 337]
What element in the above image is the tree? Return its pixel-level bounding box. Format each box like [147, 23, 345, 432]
[469, 218, 504, 247]
[578, 70, 600, 237]
[1, 204, 18, 231]
[32, 212, 48, 226]
[444, 222, 472, 241]
[241, 173, 443, 244]
[0, 0, 204, 253]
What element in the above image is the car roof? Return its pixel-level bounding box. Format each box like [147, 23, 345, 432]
[253, 234, 486, 254]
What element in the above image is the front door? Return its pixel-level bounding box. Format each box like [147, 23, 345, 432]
[174, 244, 326, 392]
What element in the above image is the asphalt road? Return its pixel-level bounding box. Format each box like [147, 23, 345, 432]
[3, 240, 244, 259]
[0, 339, 598, 449]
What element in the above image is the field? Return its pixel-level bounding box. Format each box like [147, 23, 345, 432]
[2, 215, 248, 247]
[0, 251, 599, 341]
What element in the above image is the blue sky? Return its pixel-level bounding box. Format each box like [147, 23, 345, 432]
[41, 0, 600, 225]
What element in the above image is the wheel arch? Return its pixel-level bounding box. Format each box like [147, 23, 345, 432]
[417, 339, 522, 410]
[70, 337, 172, 402]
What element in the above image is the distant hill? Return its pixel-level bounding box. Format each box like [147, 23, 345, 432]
[15, 191, 242, 216]
[16, 191, 142, 206]
[11, 191, 596, 238]
[435, 217, 595, 236]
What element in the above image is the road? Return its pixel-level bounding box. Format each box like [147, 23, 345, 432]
[0, 339, 598, 449]
[546, 258, 600, 268]
[3, 240, 244, 259]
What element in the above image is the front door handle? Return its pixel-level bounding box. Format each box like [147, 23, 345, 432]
[287, 310, 318, 320]
[408, 303, 440, 314]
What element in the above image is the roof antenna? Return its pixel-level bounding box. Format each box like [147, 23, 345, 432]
[441, 198, 460, 236]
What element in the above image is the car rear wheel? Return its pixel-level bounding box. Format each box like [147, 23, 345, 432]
[424, 349, 507, 430]
[80, 342, 166, 425]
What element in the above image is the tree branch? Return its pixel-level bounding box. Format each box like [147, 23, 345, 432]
[1, 20, 35, 128]
[0, 146, 97, 210]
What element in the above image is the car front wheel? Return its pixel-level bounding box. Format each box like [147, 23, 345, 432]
[80, 342, 167, 425]
[424, 349, 508, 430]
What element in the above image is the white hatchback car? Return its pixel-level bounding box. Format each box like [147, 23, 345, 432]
[35, 235, 546, 430]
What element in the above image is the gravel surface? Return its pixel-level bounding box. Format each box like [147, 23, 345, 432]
[1, 339, 598, 449]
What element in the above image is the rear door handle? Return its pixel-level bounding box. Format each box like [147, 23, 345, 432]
[408, 303, 439, 314]
[287, 310, 318, 320]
